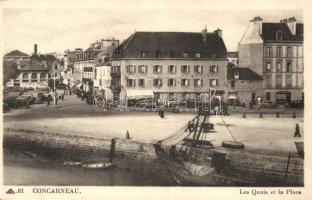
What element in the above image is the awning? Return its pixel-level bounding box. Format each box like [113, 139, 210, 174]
[126, 89, 154, 99]
[228, 94, 237, 99]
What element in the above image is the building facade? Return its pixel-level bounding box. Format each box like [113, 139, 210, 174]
[72, 38, 119, 92]
[239, 16, 303, 104]
[111, 30, 228, 103]
[227, 66, 263, 106]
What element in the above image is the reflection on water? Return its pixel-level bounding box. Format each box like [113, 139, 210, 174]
[3, 149, 174, 186]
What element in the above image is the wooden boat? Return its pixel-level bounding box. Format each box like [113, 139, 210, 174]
[63, 161, 82, 166]
[81, 162, 115, 169]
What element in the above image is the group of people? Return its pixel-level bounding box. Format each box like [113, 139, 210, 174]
[46, 90, 65, 106]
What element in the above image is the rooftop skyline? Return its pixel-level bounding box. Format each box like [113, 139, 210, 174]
[3, 9, 302, 55]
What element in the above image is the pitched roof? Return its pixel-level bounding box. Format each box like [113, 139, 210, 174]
[114, 31, 227, 59]
[227, 67, 262, 80]
[4, 50, 29, 57]
[261, 23, 303, 43]
[19, 61, 49, 71]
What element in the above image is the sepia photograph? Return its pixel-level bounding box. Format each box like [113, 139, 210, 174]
[0, 0, 309, 199]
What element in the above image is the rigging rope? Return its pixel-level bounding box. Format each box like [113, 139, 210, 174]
[219, 114, 238, 142]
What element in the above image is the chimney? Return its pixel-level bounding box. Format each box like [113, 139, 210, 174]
[249, 16, 263, 35]
[215, 28, 222, 38]
[34, 44, 38, 55]
[202, 26, 207, 42]
[285, 17, 297, 35]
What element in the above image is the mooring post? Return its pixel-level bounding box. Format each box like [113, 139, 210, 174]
[110, 138, 116, 162]
[292, 112, 296, 118]
[242, 112, 246, 118]
[276, 112, 280, 118]
[285, 152, 291, 177]
[259, 111, 263, 118]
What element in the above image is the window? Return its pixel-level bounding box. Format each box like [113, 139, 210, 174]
[286, 75, 292, 88]
[168, 65, 176, 74]
[276, 75, 282, 88]
[266, 62, 271, 71]
[40, 73, 47, 81]
[127, 65, 135, 74]
[181, 79, 189, 86]
[276, 32, 283, 40]
[194, 79, 203, 87]
[167, 79, 176, 87]
[286, 61, 292, 72]
[22, 73, 28, 82]
[138, 79, 145, 87]
[276, 62, 282, 72]
[138, 65, 147, 73]
[31, 73, 37, 82]
[234, 71, 239, 79]
[127, 79, 135, 87]
[141, 51, 146, 58]
[153, 65, 162, 74]
[209, 65, 218, 73]
[155, 51, 161, 58]
[209, 79, 219, 87]
[55, 64, 58, 70]
[112, 66, 121, 73]
[181, 65, 190, 74]
[266, 92, 271, 101]
[183, 52, 188, 57]
[230, 80, 235, 88]
[153, 79, 162, 87]
[265, 47, 272, 58]
[195, 53, 201, 58]
[287, 47, 293, 58]
[194, 65, 203, 74]
[277, 47, 282, 58]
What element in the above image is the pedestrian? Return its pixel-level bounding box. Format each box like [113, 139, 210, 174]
[294, 123, 301, 137]
[47, 94, 51, 106]
[55, 92, 58, 105]
[214, 106, 219, 116]
[61, 94, 64, 101]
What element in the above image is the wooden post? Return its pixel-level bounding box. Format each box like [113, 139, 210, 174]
[292, 112, 296, 118]
[276, 112, 280, 118]
[285, 152, 291, 177]
[110, 138, 116, 162]
[242, 112, 246, 118]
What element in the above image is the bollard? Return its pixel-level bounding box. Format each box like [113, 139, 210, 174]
[259, 111, 263, 118]
[276, 112, 280, 118]
[294, 123, 301, 137]
[126, 131, 131, 139]
[242, 112, 246, 118]
[292, 112, 296, 118]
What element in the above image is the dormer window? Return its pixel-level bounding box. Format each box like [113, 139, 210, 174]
[234, 71, 239, 79]
[155, 51, 161, 58]
[276, 31, 283, 40]
[183, 52, 188, 57]
[141, 51, 146, 58]
[195, 53, 201, 58]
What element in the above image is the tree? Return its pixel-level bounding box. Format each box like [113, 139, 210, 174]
[3, 61, 19, 86]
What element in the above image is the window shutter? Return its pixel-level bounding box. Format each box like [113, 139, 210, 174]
[167, 65, 170, 73]
[127, 66, 129, 73]
[216, 65, 219, 73]
[160, 65, 162, 73]
[201, 79, 203, 86]
[174, 79, 176, 86]
[134, 66, 136, 74]
[175, 65, 177, 73]
[134, 79, 136, 87]
[188, 65, 190, 73]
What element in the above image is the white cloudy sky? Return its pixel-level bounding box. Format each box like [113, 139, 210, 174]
[2, 1, 303, 55]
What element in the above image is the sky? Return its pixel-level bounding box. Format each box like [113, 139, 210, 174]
[3, 8, 303, 55]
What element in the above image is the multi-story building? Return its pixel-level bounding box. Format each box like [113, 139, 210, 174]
[239, 16, 303, 104]
[227, 66, 263, 106]
[111, 29, 228, 103]
[16, 62, 49, 88]
[63, 48, 83, 86]
[93, 61, 113, 98]
[73, 38, 119, 92]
